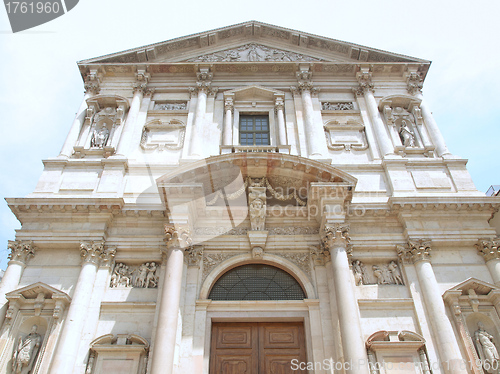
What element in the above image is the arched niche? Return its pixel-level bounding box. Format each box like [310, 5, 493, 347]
[199, 253, 316, 300]
[86, 333, 149, 374]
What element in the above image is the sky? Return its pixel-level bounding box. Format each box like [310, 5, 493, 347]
[0, 0, 499, 270]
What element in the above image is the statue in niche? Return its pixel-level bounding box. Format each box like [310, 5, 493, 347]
[12, 325, 42, 374]
[249, 198, 266, 231]
[398, 120, 416, 147]
[388, 261, 404, 285]
[90, 125, 110, 148]
[475, 322, 500, 373]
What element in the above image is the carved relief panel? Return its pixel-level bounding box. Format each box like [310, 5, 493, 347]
[351, 259, 405, 286]
[140, 119, 186, 151]
[110, 262, 159, 288]
[324, 120, 368, 151]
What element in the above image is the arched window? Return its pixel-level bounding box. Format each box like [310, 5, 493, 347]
[208, 264, 305, 301]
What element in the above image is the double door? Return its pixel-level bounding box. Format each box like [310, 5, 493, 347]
[210, 322, 307, 374]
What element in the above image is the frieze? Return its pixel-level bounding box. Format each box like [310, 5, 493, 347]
[157, 37, 199, 54]
[268, 227, 319, 235]
[213, 64, 295, 74]
[307, 37, 350, 55]
[218, 26, 245, 39]
[260, 26, 290, 40]
[187, 43, 324, 63]
[321, 102, 354, 111]
[153, 102, 187, 111]
[110, 262, 159, 288]
[195, 227, 249, 236]
[352, 260, 404, 286]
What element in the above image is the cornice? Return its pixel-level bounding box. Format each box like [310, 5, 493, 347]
[6, 198, 125, 217]
[389, 197, 500, 212]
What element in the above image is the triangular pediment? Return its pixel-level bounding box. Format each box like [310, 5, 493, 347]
[6, 282, 70, 301]
[79, 21, 428, 65]
[444, 277, 498, 296]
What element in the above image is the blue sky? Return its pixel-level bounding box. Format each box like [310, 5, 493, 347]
[0, 0, 499, 269]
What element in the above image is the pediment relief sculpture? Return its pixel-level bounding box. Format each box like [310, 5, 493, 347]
[187, 43, 325, 63]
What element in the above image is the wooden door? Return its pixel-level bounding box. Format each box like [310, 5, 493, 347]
[210, 322, 306, 374]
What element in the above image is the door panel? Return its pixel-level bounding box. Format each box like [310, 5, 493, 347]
[210, 322, 306, 374]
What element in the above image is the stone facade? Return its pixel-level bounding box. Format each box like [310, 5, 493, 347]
[1, 21, 500, 374]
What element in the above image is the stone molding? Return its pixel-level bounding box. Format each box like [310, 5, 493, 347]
[397, 239, 432, 264]
[476, 238, 500, 262]
[322, 223, 351, 250]
[7, 240, 36, 265]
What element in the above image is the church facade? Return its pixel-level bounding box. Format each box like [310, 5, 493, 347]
[1, 21, 500, 374]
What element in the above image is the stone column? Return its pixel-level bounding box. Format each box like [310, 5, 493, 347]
[0, 241, 36, 327]
[190, 69, 213, 157]
[115, 83, 146, 156]
[150, 226, 192, 374]
[407, 72, 451, 157]
[49, 241, 110, 374]
[476, 238, 500, 285]
[398, 239, 467, 374]
[223, 97, 233, 146]
[275, 97, 287, 146]
[355, 70, 394, 157]
[322, 224, 370, 374]
[59, 91, 93, 158]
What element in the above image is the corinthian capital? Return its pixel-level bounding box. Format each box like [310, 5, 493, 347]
[80, 240, 105, 265]
[406, 72, 423, 95]
[476, 238, 500, 262]
[7, 240, 36, 265]
[185, 245, 203, 266]
[225, 98, 234, 112]
[133, 82, 154, 95]
[275, 97, 284, 112]
[397, 239, 432, 264]
[164, 225, 192, 249]
[354, 70, 374, 96]
[84, 72, 100, 95]
[322, 224, 351, 250]
[100, 246, 117, 267]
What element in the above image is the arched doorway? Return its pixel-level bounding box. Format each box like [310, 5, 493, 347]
[209, 264, 307, 374]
